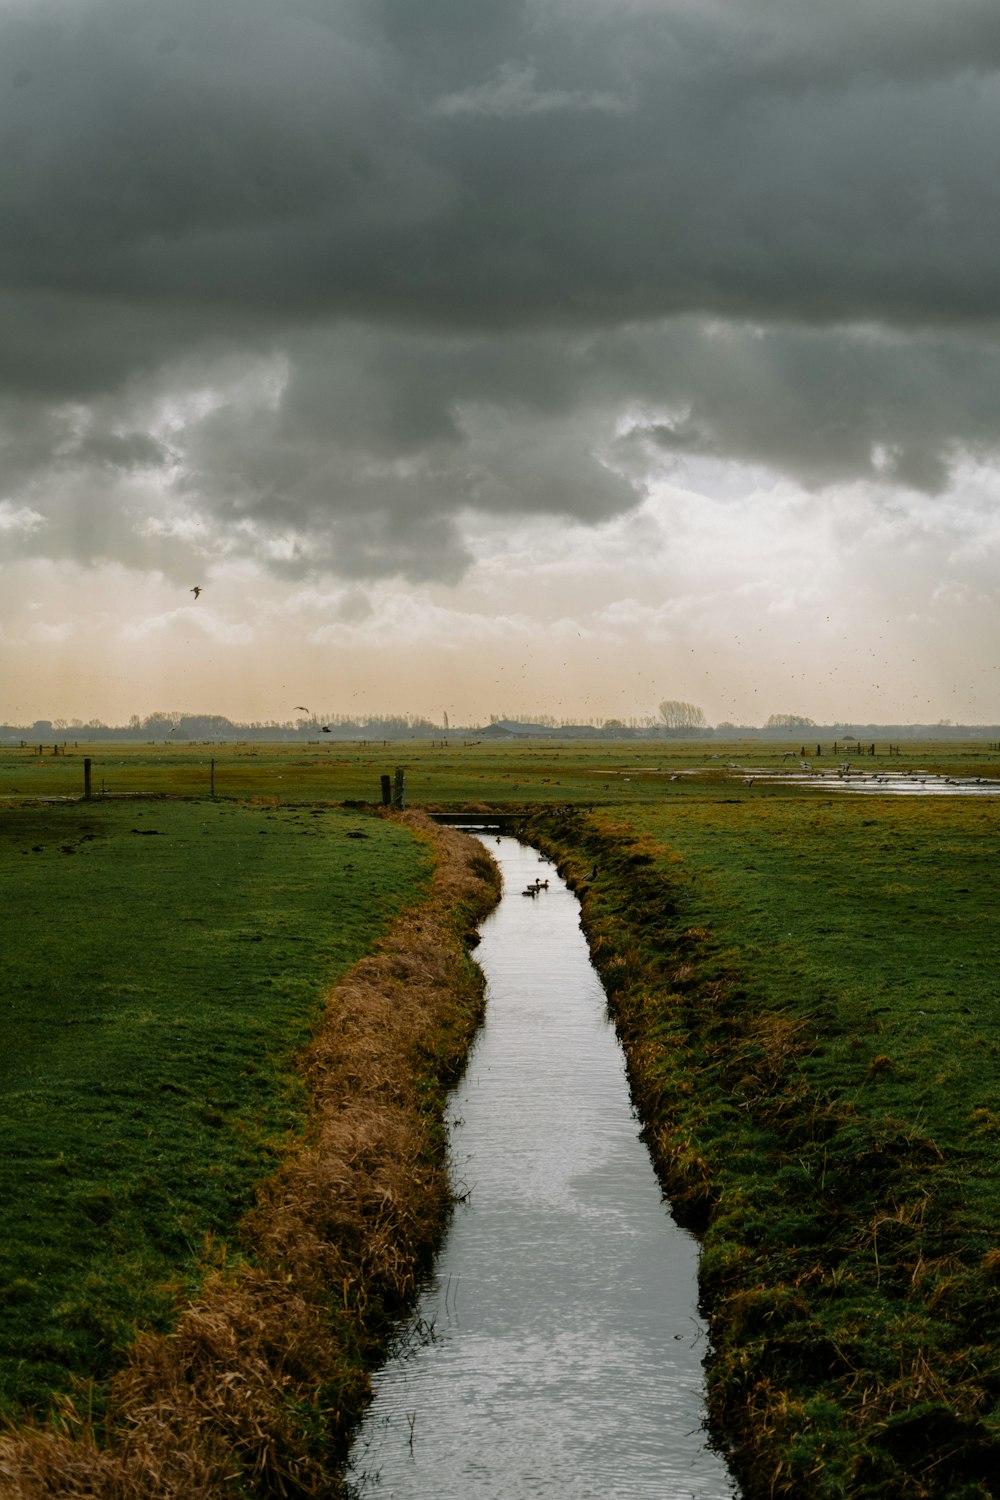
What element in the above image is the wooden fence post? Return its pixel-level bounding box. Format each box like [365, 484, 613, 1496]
[83, 758, 92, 800]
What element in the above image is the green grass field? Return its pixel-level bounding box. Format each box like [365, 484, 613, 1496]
[615, 792, 1000, 1162]
[4, 734, 999, 808]
[595, 793, 1000, 1314]
[3, 739, 1000, 1491]
[532, 789, 1000, 1495]
[0, 799, 431, 1420]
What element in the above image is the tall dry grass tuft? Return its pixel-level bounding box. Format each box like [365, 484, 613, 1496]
[0, 814, 499, 1499]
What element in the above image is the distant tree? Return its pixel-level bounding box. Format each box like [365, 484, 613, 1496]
[143, 711, 182, 735]
[658, 699, 707, 729]
[765, 713, 816, 729]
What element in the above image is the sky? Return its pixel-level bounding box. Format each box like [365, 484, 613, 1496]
[2, 0, 1000, 729]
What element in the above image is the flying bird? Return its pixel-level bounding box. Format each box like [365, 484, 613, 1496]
[190, 586, 202, 599]
[321, 725, 332, 733]
[294, 706, 310, 712]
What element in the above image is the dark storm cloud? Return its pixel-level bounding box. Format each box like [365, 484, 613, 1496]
[611, 321, 996, 494]
[5, 0, 999, 329]
[3, 0, 1000, 580]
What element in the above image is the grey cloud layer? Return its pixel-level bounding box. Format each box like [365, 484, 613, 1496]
[2, 0, 999, 580]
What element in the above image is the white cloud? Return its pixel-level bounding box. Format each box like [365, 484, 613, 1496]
[26, 620, 72, 643]
[0, 500, 46, 534]
[120, 607, 254, 646]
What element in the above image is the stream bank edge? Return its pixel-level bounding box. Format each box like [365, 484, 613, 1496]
[0, 812, 501, 1499]
[528, 807, 999, 1500]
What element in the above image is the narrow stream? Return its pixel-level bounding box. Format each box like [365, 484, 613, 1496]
[347, 836, 739, 1499]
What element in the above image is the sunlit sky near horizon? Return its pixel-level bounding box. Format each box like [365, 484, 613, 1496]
[2, 0, 1000, 729]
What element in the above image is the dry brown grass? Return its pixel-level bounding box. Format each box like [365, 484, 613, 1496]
[0, 814, 499, 1499]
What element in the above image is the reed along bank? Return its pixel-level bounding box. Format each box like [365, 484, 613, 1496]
[530, 801, 1000, 1500]
[0, 812, 500, 1499]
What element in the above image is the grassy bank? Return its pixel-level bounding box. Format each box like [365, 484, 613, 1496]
[0, 808, 500, 1495]
[532, 800, 1000, 1498]
[0, 800, 429, 1422]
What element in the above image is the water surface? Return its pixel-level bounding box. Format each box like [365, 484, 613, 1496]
[347, 836, 738, 1499]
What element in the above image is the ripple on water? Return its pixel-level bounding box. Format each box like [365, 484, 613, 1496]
[347, 837, 739, 1500]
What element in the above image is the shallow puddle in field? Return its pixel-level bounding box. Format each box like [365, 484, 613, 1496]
[346, 835, 738, 1500]
[731, 770, 1000, 795]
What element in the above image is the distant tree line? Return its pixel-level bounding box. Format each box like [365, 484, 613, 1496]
[1, 711, 443, 743]
[3, 708, 1000, 744]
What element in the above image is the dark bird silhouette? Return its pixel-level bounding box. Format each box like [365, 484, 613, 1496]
[321, 725, 332, 733]
[190, 586, 202, 599]
[294, 706, 310, 713]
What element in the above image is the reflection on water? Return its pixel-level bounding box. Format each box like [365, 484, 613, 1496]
[734, 771, 1000, 795]
[346, 836, 738, 1500]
